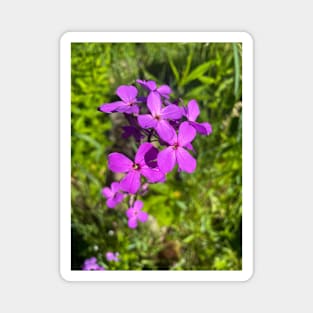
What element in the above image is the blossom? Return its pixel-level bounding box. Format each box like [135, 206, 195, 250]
[184, 100, 212, 135]
[98, 85, 140, 114]
[136, 79, 171, 99]
[108, 143, 165, 194]
[106, 252, 119, 262]
[82, 257, 105, 271]
[97, 79, 212, 224]
[137, 92, 182, 142]
[157, 121, 197, 173]
[102, 182, 124, 208]
[126, 200, 148, 229]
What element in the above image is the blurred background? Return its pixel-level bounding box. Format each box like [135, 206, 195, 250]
[71, 42, 242, 270]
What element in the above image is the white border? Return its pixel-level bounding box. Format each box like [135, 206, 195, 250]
[60, 32, 254, 281]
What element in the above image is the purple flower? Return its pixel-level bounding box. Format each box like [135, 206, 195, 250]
[102, 182, 124, 208]
[137, 92, 182, 142]
[122, 126, 144, 142]
[169, 119, 181, 130]
[184, 100, 212, 135]
[184, 142, 195, 152]
[157, 121, 197, 173]
[106, 252, 119, 262]
[108, 143, 165, 194]
[136, 79, 171, 99]
[82, 257, 105, 271]
[126, 200, 148, 229]
[98, 85, 140, 114]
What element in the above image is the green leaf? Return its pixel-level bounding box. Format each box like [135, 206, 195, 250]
[168, 55, 180, 83]
[181, 50, 193, 83]
[198, 76, 216, 85]
[176, 200, 187, 210]
[182, 60, 215, 85]
[183, 234, 195, 243]
[232, 43, 240, 99]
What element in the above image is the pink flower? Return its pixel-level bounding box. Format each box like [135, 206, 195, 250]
[102, 182, 124, 208]
[184, 100, 212, 135]
[137, 91, 182, 142]
[157, 122, 197, 173]
[106, 252, 119, 262]
[136, 79, 171, 99]
[82, 257, 105, 271]
[126, 200, 148, 229]
[108, 143, 165, 194]
[98, 85, 140, 114]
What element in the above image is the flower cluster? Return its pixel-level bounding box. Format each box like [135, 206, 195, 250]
[82, 257, 105, 271]
[99, 80, 212, 229]
[106, 251, 119, 262]
[82, 252, 120, 271]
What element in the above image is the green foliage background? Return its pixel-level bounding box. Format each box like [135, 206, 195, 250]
[71, 42, 242, 270]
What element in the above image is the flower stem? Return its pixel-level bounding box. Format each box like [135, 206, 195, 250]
[148, 129, 154, 142]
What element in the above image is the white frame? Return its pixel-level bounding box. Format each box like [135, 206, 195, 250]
[60, 32, 254, 281]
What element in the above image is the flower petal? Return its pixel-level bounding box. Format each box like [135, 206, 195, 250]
[113, 192, 124, 205]
[102, 187, 113, 199]
[155, 120, 176, 144]
[135, 143, 153, 164]
[157, 146, 176, 174]
[157, 85, 171, 98]
[116, 104, 139, 114]
[161, 104, 183, 120]
[111, 182, 120, 193]
[136, 79, 156, 91]
[84, 257, 97, 265]
[98, 101, 124, 113]
[138, 211, 148, 223]
[105, 186, 123, 208]
[144, 146, 159, 168]
[176, 147, 196, 173]
[146, 80, 157, 91]
[128, 218, 138, 229]
[169, 119, 181, 130]
[116, 85, 138, 103]
[120, 171, 141, 194]
[141, 166, 165, 183]
[137, 114, 157, 129]
[147, 91, 162, 116]
[133, 200, 143, 210]
[107, 197, 118, 209]
[106, 252, 114, 261]
[182, 106, 188, 116]
[184, 142, 195, 151]
[126, 208, 135, 219]
[189, 121, 212, 135]
[186, 99, 200, 121]
[108, 153, 133, 173]
[178, 121, 196, 147]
